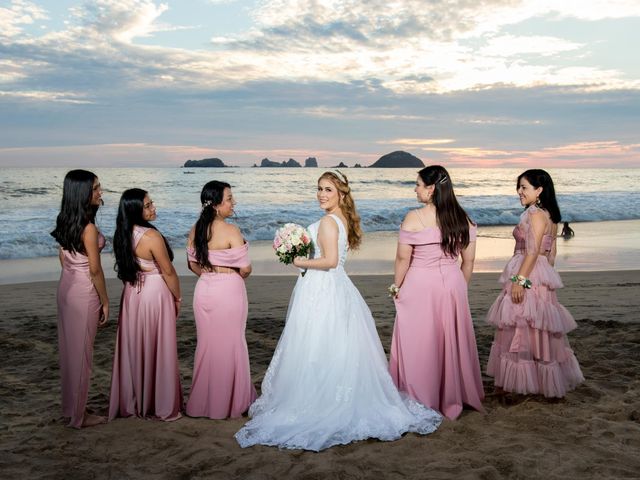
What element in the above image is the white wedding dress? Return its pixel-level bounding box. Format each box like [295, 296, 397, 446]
[235, 214, 442, 451]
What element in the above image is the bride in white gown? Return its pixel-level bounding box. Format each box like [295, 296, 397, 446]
[235, 171, 441, 451]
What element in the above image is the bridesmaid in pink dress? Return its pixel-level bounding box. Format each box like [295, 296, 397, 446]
[109, 188, 183, 421]
[486, 169, 584, 397]
[51, 169, 109, 428]
[185, 181, 256, 419]
[389, 165, 485, 420]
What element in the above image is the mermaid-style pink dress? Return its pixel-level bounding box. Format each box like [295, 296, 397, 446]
[57, 231, 105, 428]
[185, 244, 257, 419]
[109, 226, 183, 421]
[486, 206, 584, 397]
[389, 225, 485, 420]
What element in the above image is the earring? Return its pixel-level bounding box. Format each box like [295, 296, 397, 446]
[535, 197, 542, 207]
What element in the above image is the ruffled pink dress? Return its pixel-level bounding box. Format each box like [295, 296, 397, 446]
[109, 226, 183, 421]
[389, 225, 485, 420]
[57, 231, 105, 428]
[186, 244, 257, 419]
[486, 206, 584, 397]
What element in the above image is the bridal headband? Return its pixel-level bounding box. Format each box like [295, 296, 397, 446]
[334, 169, 348, 184]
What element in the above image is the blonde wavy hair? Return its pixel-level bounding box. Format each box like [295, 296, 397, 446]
[318, 171, 363, 250]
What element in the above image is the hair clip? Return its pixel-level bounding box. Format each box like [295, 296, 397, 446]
[201, 200, 213, 210]
[437, 175, 448, 185]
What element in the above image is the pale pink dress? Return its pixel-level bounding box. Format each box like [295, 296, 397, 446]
[186, 243, 257, 419]
[486, 206, 584, 397]
[108, 226, 183, 421]
[389, 224, 485, 420]
[57, 231, 105, 428]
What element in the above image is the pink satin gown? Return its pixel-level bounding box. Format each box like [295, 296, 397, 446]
[486, 206, 584, 397]
[57, 231, 105, 428]
[389, 224, 485, 420]
[109, 226, 183, 421]
[185, 243, 257, 419]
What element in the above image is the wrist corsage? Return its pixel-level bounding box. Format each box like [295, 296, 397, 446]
[510, 275, 532, 289]
[388, 283, 400, 298]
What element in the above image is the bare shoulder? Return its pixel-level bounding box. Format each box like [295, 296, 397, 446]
[223, 222, 244, 241]
[83, 222, 98, 237]
[81, 223, 99, 247]
[319, 215, 339, 233]
[222, 222, 242, 234]
[141, 228, 163, 244]
[401, 210, 422, 232]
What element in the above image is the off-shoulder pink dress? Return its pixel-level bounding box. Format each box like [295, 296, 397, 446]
[186, 244, 257, 419]
[109, 226, 183, 421]
[389, 224, 485, 420]
[57, 231, 105, 428]
[486, 206, 584, 397]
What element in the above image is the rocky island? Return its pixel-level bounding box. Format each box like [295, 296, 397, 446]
[183, 158, 227, 168]
[370, 151, 424, 168]
[260, 158, 302, 167]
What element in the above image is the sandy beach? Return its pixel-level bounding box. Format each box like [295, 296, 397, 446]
[1, 271, 639, 479]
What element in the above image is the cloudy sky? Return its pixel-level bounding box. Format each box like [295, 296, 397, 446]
[1, 0, 639, 167]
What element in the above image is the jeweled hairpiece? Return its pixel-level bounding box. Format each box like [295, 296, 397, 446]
[334, 169, 348, 184]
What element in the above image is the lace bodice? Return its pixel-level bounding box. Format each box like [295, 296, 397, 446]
[308, 214, 348, 268]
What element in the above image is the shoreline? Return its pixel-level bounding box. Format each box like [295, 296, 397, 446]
[1, 219, 639, 285]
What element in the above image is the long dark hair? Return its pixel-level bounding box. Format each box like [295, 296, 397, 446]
[193, 180, 231, 269]
[517, 169, 561, 224]
[113, 188, 174, 285]
[419, 165, 473, 257]
[50, 169, 99, 254]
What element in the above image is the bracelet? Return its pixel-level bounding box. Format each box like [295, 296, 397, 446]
[510, 275, 532, 289]
[388, 283, 400, 297]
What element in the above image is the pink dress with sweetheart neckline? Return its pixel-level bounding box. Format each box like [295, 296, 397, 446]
[389, 224, 485, 420]
[108, 225, 183, 421]
[185, 243, 257, 419]
[57, 230, 105, 428]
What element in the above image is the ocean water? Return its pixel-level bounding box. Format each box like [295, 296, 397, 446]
[1, 167, 639, 260]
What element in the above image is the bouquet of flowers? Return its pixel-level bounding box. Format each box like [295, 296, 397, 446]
[273, 223, 312, 265]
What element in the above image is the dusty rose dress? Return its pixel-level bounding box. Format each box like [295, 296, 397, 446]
[486, 206, 584, 397]
[57, 231, 105, 428]
[185, 244, 257, 419]
[109, 226, 183, 421]
[389, 224, 485, 420]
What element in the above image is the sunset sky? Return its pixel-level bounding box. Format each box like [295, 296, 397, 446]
[1, 0, 639, 167]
